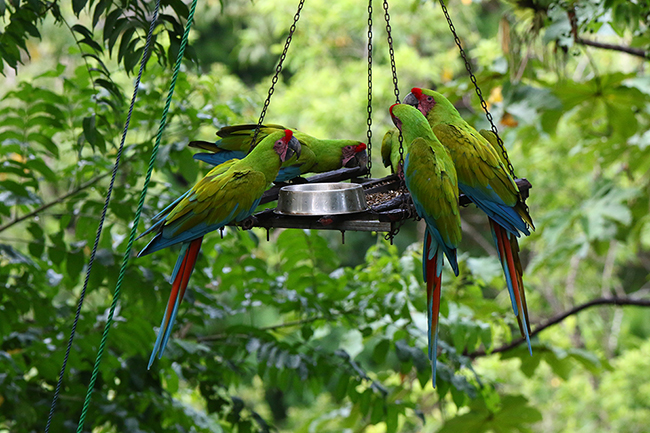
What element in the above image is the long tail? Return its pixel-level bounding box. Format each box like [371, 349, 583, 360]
[490, 219, 532, 355]
[423, 229, 443, 387]
[148, 236, 203, 368]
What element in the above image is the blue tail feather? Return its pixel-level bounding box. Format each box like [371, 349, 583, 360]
[170, 243, 189, 283]
[148, 302, 170, 369]
[160, 291, 182, 360]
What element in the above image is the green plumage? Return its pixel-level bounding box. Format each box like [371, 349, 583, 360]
[190, 124, 367, 177]
[405, 88, 535, 354]
[381, 127, 399, 172]
[405, 89, 533, 228]
[164, 130, 290, 239]
[390, 104, 462, 251]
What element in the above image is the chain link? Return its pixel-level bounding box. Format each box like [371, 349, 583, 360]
[250, 0, 305, 150]
[438, 0, 516, 179]
[366, 0, 373, 177]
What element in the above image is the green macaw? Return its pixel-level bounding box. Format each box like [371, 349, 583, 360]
[404, 87, 535, 353]
[189, 124, 368, 182]
[381, 127, 399, 172]
[138, 129, 301, 368]
[389, 103, 462, 387]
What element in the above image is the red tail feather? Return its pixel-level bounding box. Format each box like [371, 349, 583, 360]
[510, 235, 531, 335]
[425, 232, 442, 386]
[493, 223, 529, 338]
[163, 237, 203, 330]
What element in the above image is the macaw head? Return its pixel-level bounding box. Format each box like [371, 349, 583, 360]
[274, 129, 302, 162]
[390, 103, 433, 141]
[341, 142, 368, 168]
[389, 103, 403, 130]
[404, 87, 455, 120]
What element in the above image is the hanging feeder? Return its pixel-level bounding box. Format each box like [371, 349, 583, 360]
[221, 0, 533, 237]
[232, 170, 531, 233]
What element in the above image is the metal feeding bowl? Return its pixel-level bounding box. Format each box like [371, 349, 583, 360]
[275, 183, 368, 216]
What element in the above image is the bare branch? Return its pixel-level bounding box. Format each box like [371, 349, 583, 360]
[469, 297, 650, 358]
[0, 172, 111, 233]
[461, 216, 497, 256]
[577, 38, 648, 59]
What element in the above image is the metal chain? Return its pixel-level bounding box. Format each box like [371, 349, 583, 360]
[365, 0, 373, 178]
[382, 0, 405, 175]
[382, 0, 412, 242]
[438, 0, 516, 179]
[249, 0, 305, 150]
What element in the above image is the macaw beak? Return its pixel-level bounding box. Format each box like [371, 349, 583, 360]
[281, 136, 301, 162]
[350, 149, 368, 168]
[403, 92, 419, 107]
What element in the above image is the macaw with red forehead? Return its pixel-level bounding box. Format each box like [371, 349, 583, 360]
[189, 124, 368, 182]
[389, 102, 462, 386]
[139, 129, 301, 368]
[404, 87, 535, 354]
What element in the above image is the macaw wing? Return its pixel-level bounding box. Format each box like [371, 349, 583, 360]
[479, 129, 513, 169]
[216, 124, 286, 151]
[188, 140, 222, 152]
[217, 123, 285, 138]
[433, 123, 519, 206]
[140, 162, 267, 255]
[404, 137, 461, 251]
[479, 129, 497, 147]
[165, 166, 267, 235]
[381, 129, 395, 169]
[138, 160, 239, 240]
[189, 124, 290, 165]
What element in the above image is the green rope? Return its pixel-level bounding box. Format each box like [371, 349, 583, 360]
[75, 0, 199, 430]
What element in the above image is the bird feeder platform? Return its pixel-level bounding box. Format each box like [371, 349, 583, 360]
[232, 167, 532, 234]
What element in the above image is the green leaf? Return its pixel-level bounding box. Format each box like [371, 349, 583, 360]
[333, 374, 348, 401]
[372, 339, 389, 364]
[82, 114, 97, 148]
[394, 340, 411, 362]
[300, 324, 313, 341]
[370, 397, 384, 424]
[72, 0, 88, 16]
[385, 404, 398, 433]
[66, 251, 85, 281]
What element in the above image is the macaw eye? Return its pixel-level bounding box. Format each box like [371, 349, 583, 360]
[427, 96, 433, 102]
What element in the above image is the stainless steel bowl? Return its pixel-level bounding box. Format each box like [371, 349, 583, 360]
[275, 183, 368, 215]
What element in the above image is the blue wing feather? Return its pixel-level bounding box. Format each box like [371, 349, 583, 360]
[193, 150, 246, 166]
[460, 182, 530, 236]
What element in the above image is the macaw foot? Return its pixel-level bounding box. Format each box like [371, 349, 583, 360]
[397, 165, 405, 182]
[289, 176, 309, 184]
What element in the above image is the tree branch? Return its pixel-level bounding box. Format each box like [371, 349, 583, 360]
[0, 171, 111, 233]
[469, 297, 650, 358]
[576, 38, 648, 59]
